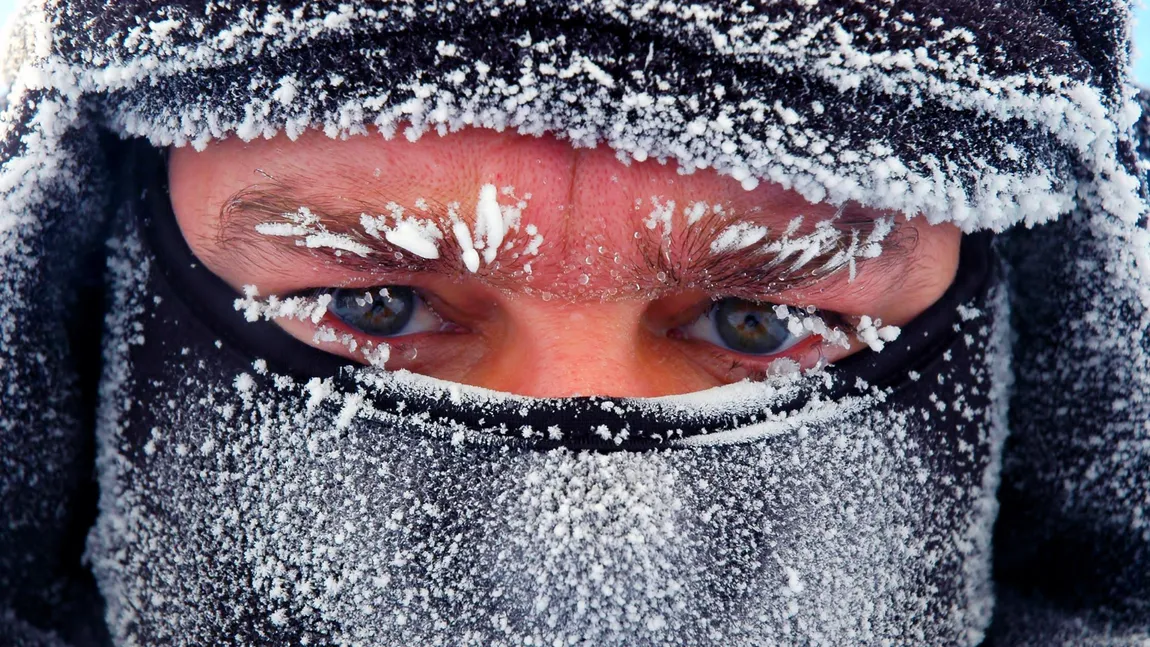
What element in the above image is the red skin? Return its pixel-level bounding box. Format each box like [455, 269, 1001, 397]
[170, 128, 960, 397]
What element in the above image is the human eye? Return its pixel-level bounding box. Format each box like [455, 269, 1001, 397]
[681, 298, 811, 355]
[669, 297, 852, 379]
[258, 284, 475, 372]
[315, 286, 448, 338]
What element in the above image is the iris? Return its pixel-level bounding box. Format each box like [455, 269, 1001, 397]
[679, 297, 810, 356]
[713, 298, 796, 354]
[327, 287, 416, 336]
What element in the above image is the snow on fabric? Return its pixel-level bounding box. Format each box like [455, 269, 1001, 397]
[2, 1, 1144, 232]
[0, 1, 1147, 646]
[89, 219, 1013, 646]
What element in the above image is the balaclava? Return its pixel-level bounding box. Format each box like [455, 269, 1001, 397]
[0, 2, 1146, 646]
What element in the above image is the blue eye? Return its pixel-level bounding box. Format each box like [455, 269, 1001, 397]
[681, 298, 810, 355]
[323, 286, 444, 337]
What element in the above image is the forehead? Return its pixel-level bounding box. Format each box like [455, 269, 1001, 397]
[172, 127, 844, 243]
[169, 128, 905, 303]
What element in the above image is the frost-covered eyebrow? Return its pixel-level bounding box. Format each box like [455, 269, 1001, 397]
[209, 183, 915, 296]
[213, 183, 470, 276]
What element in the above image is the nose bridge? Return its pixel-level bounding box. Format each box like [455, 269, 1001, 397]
[521, 300, 641, 362]
[497, 300, 657, 398]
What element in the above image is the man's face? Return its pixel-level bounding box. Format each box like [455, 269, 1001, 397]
[169, 128, 960, 397]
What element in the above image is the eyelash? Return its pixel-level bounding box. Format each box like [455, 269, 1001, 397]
[675, 301, 847, 367]
[316, 286, 450, 338]
[294, 285, 849, 374]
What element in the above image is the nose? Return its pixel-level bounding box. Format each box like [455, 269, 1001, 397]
[470, 300, 716, 398]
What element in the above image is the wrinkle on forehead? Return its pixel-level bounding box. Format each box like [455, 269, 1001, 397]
[174, 129, 915, 300]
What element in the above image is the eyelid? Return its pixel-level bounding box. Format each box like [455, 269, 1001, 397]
[673, 326, 827, 384]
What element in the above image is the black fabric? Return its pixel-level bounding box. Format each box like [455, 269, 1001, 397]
[0, 0, 1147, 644]
[32, 0, 1107, 231]
[87, 142, 1011, 643]
[985, 212, 1150, 643]
[0, 129, 113, 647]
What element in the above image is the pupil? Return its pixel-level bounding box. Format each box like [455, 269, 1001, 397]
[715, 298, 791, 354]
[328, 286, 415, 336]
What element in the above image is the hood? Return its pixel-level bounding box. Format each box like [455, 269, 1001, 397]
[0, 1, 1147, 646]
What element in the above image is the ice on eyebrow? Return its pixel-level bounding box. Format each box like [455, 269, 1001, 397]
[255, 206, 373, 257]
[645, 198, 675, 240]
[360, 203, 443, 260]
[453, 184, 539, 272]
[474, 184, 505, 264]
[251, 186, 543, 270]
[710, 222, 769, 253]
[635, 191, 896, 284]
[449, 205, 481, 273]
[731, 210, 895, 281]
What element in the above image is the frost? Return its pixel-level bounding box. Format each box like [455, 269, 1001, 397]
[381, 218, 443, 260]
[363, 343, 391, 368]
[772, 305, 851, 349]
[256, 206, 371, 257]
[710, 222, 768, 253]
[234, 286, 333, 325]
[522, 223, 544, 256]
[855, 315, 901, 352]
[685, 201, 710, 225]
[474, 184, 505, 264]
[957, 304, 982, 322]
[272, 75, 298, 106]
[85, 215, 1025, 646]
[7, 0, 1136, 229]
[2, 1, 1147, 646]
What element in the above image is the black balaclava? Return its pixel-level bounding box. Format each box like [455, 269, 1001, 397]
[90, 141, 1008, 646]
[0, 2, 1147, 646]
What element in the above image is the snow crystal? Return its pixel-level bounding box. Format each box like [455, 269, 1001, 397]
[256, 206, 371, 257]
[474, 184, 505, 264]
[11, 0, 1138, 231]
[234, 286, 333, 325]
[88, 259, 1013, 644]
[710, 222, 769, 253]
[449, 214, 481, 273]
[272, 75, 298, 106]
[3, 2, 1147, 646]
[382, 218, 443, 260]
[855, 315, 901, 352]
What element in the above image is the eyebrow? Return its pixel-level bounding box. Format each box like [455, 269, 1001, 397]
[214, 181, 469, 277]
[209, 179, 916, 297]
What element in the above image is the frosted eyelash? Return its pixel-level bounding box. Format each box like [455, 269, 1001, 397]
[233, 286, 392, 368]
[234, 285, 333, 324]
